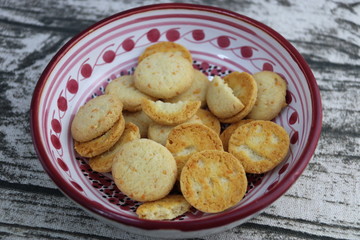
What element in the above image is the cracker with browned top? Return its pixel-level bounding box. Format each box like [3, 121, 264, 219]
[166, 123, 223, 179]
[180, 150, 248, 213]
[136, 195, 191, 220]
[71, 94, 123, 142]
[228, 120, 290, 174]
[74, 114, 125, 158]
[247, 71, 287, 120]
[219, 72, 258, 123]
[141, 99, 201, 126]
[88, 122, 140, 173]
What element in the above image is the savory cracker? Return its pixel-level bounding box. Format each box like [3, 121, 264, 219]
[207, 76, 244, 118]
[136, 195, 191, 220]
[168, 69, 209, 107]
[141, 99, 201, 125]
[219, 72, 258, 123]
[71, 94, 123, 142]
[138, 41, 192, 63]
[166, 123, 223, 179]
[88, 122, 140, 173]
[228, 120, 290, 174]
[180, 150, 248, 213]
[105, 75, 155, 112]
[134, 52, 194, 99]
[112, 139, 177, 202]
[74, 114, 125, 158]
[247, 71, 287, 120]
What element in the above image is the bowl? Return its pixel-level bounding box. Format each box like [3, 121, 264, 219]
[30, 3, 322, 238]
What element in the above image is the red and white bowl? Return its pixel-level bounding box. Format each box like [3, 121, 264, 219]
[30, 3, 322, 238]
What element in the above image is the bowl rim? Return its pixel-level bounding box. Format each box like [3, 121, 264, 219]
[30, 2, 323, 232]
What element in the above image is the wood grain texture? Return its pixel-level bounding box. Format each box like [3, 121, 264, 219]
[0, 0, 359, 239]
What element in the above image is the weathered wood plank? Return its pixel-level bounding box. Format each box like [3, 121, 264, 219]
[0, 0, 359, 239]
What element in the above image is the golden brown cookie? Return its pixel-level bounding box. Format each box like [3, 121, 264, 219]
[71, 94, 123, 142]
[74, 114, 125, 158]
[141, 99, 201, 126]
[112, 139, 177, 202]
[195, 109, 221, 135]
[147, 115, 202, 146]
[105, 75, 156, 112]
[247, 71, 287, 120]
[134, 52, 194, 99]
[220, 119, 255, 151]
[165, 123, 223, 179]
[207, 76, 244, 118]
[88, 122, 140, 173]
[228, 120, 290, 174]
[180, 150, 248, 213]
[219, 72, 258, 123]
[138, 41, 192, 63]
[136, 195, 191, 220]
[167, 69, 209, 107]
[123, 110, 153, 138]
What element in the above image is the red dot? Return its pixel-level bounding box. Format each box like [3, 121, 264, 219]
[147, 28, 160, 42]
[291, 131, 299, 144]
[192, 29, 205, 41]
[51, 119, 62, 133]
[201, 62, 209, 70]
[103, 50, 115, 63]
[289, 112, 298, 125]
[81, 64, 92, 78]
[166, 29, 180, 42]
[262, 62, 274, 71]
[57, 158, 68, 171]
[66, 79, 78, 94]
[71, 181, 83, 191]
[286, 90, 292, 104]
[241, 46, 253, 58]
[50, 134, 61, 149]
[217, 36, 230, 48]
[278, 163, 289, 174]
[57, 96, 67, 112]
[122, 38, 135, 51]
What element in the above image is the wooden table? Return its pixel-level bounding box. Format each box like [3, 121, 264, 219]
[1, 0, 359, 239]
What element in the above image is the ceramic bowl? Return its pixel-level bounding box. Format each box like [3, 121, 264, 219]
[30, 3, 322, 238]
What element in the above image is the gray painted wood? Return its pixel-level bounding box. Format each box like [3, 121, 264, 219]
[0, 0, 359, 239]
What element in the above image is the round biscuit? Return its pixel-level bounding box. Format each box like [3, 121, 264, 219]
[195, 109, 221, 135]
[74, 114, 125, 158]
[247, 71, 287, 120]
[180, 150, 248, 213]
[167, 69, 209, 107]
[136, 194, 191, 220]
[141, 99, 201, 126]
[165, 123, 223, 179]
[88, 122, 140, 173]
[105, 75, 156, 112]
[112, 139, 177, 202]
[148, 115, 202, 146]
[219, 72, 258, 123]
[71, 94, 123, 142]
[220, 119, 255, 151]
[138, 41, 192, 63]
[207, 76, 245, 118]
[134, 52, 194, 99]
[228, 120, 290, 174]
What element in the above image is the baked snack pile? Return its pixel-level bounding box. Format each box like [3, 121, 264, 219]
[70, 41, 290, 220]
